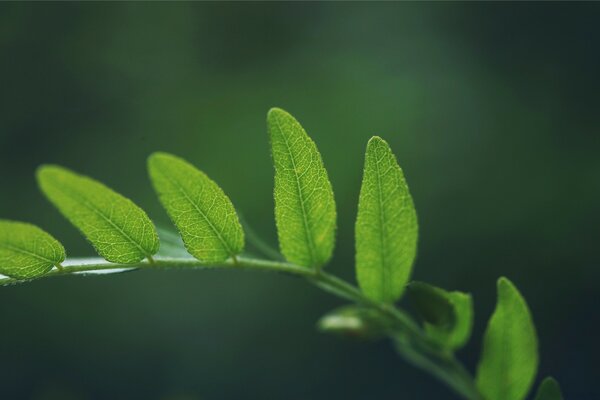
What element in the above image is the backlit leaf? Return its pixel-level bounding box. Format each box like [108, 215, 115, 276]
[476, 277, 538, 400]
[37, 165, 158, 263]
[267, 108, 336, 268]
[355, 136, 418, 303]
[148, 152, 244, 263]
[0, 220, 65, 279]
[534, 377, 563, 400]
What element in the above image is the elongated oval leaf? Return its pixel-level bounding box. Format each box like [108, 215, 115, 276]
[408, 281, 473, 350]
[534, 378, 563, 400]
[355, 136, 418, 303]
[476, 277, 538, 400]
[37, 165, 159, 264]
[267, 108, 336, 268]
[0, 220, 65, 279]
[148, 152, 244, 263]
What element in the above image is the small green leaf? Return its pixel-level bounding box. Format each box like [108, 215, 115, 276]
[476, 277, 538, 400]
[0, 220, 65, 279]
[534, 377, 563, 400]
[433, 291, 473, 350]
[408, 282, 455, 327]
[148, 152, 244, 263]
[407, 282, 473, 350]
[267, 108, 336, 268]
[37, 165, 159, 264]
[318, 305, 389, 340]
[355, 136, 418, 303]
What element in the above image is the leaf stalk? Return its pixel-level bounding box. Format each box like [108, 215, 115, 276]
[0, 255, 482, 399]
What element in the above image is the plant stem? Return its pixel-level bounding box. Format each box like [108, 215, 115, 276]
[0, 255, 482, 399]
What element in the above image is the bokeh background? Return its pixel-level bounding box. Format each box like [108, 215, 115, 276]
[1, 3, 599, 399]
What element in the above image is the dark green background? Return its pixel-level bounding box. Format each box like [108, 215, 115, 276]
[1, 3, 598, 399]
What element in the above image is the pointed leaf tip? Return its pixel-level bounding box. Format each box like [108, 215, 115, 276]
[148, 152, 244, 263]
[355, 136, 418, 303]
[37, 165, 159, 264]
[267, 107, 284, 118]
[267, 108, 337, 268]
[367, 135, 385, 145]
[534, 377, 563, 400]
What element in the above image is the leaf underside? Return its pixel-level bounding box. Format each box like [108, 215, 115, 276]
[267, 108, 336, 268]
[355, 136, 418, 303]
[476, 277, 539, 400]
[408, 281, 473, 350]
[408, 281, 456, 326]
[37, 165, 159, 264]
[148, 152, 244, 263]
[428, 290, 473, 350]
[318, 305, 390, 340]
[0, 220, 65, 279]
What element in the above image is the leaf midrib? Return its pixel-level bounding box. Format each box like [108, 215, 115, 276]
[48, 177, 151, 258]
[497, 307, 510, 400]
[373, 149, 389, 299]
[156, 167, 235, 257]
[0, 242, 57, 265]
[274, 117, 317, 266]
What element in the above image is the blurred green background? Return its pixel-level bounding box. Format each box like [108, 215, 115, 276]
[1, 3, 599, 399]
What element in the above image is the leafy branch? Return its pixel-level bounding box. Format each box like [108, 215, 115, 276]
[0, 108, 562, 400]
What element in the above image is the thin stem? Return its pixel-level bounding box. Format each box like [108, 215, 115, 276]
[0, 255, 481, 399]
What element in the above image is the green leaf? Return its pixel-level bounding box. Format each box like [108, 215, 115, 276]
[0, 220, 65, 279]
[355, 136, 418, 303]
[408, 282, 455, 326]
[476, 277, 539, 400]
[534, 377, 563, 400]
[432, 291, 473, 350]
[267, 108, 336, 268]
[317, 305, 389, 340]
[37, 165, 159, 264]
[148, 152, 244, 263]
[407, 281, 473, 350]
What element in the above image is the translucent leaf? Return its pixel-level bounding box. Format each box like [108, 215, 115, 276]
[267, 108, 337, 269]
[0, 220, 65, 279]
[148, 152, 244, 263]
[476, 277, 538, 400]
[37, 165, 159, 264]
[355, 136, 418, 303]
[534, 377, 563, 400]
[407, 281, 473, 350]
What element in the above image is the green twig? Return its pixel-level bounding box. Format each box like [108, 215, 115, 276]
[0, 255, 481, 399]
